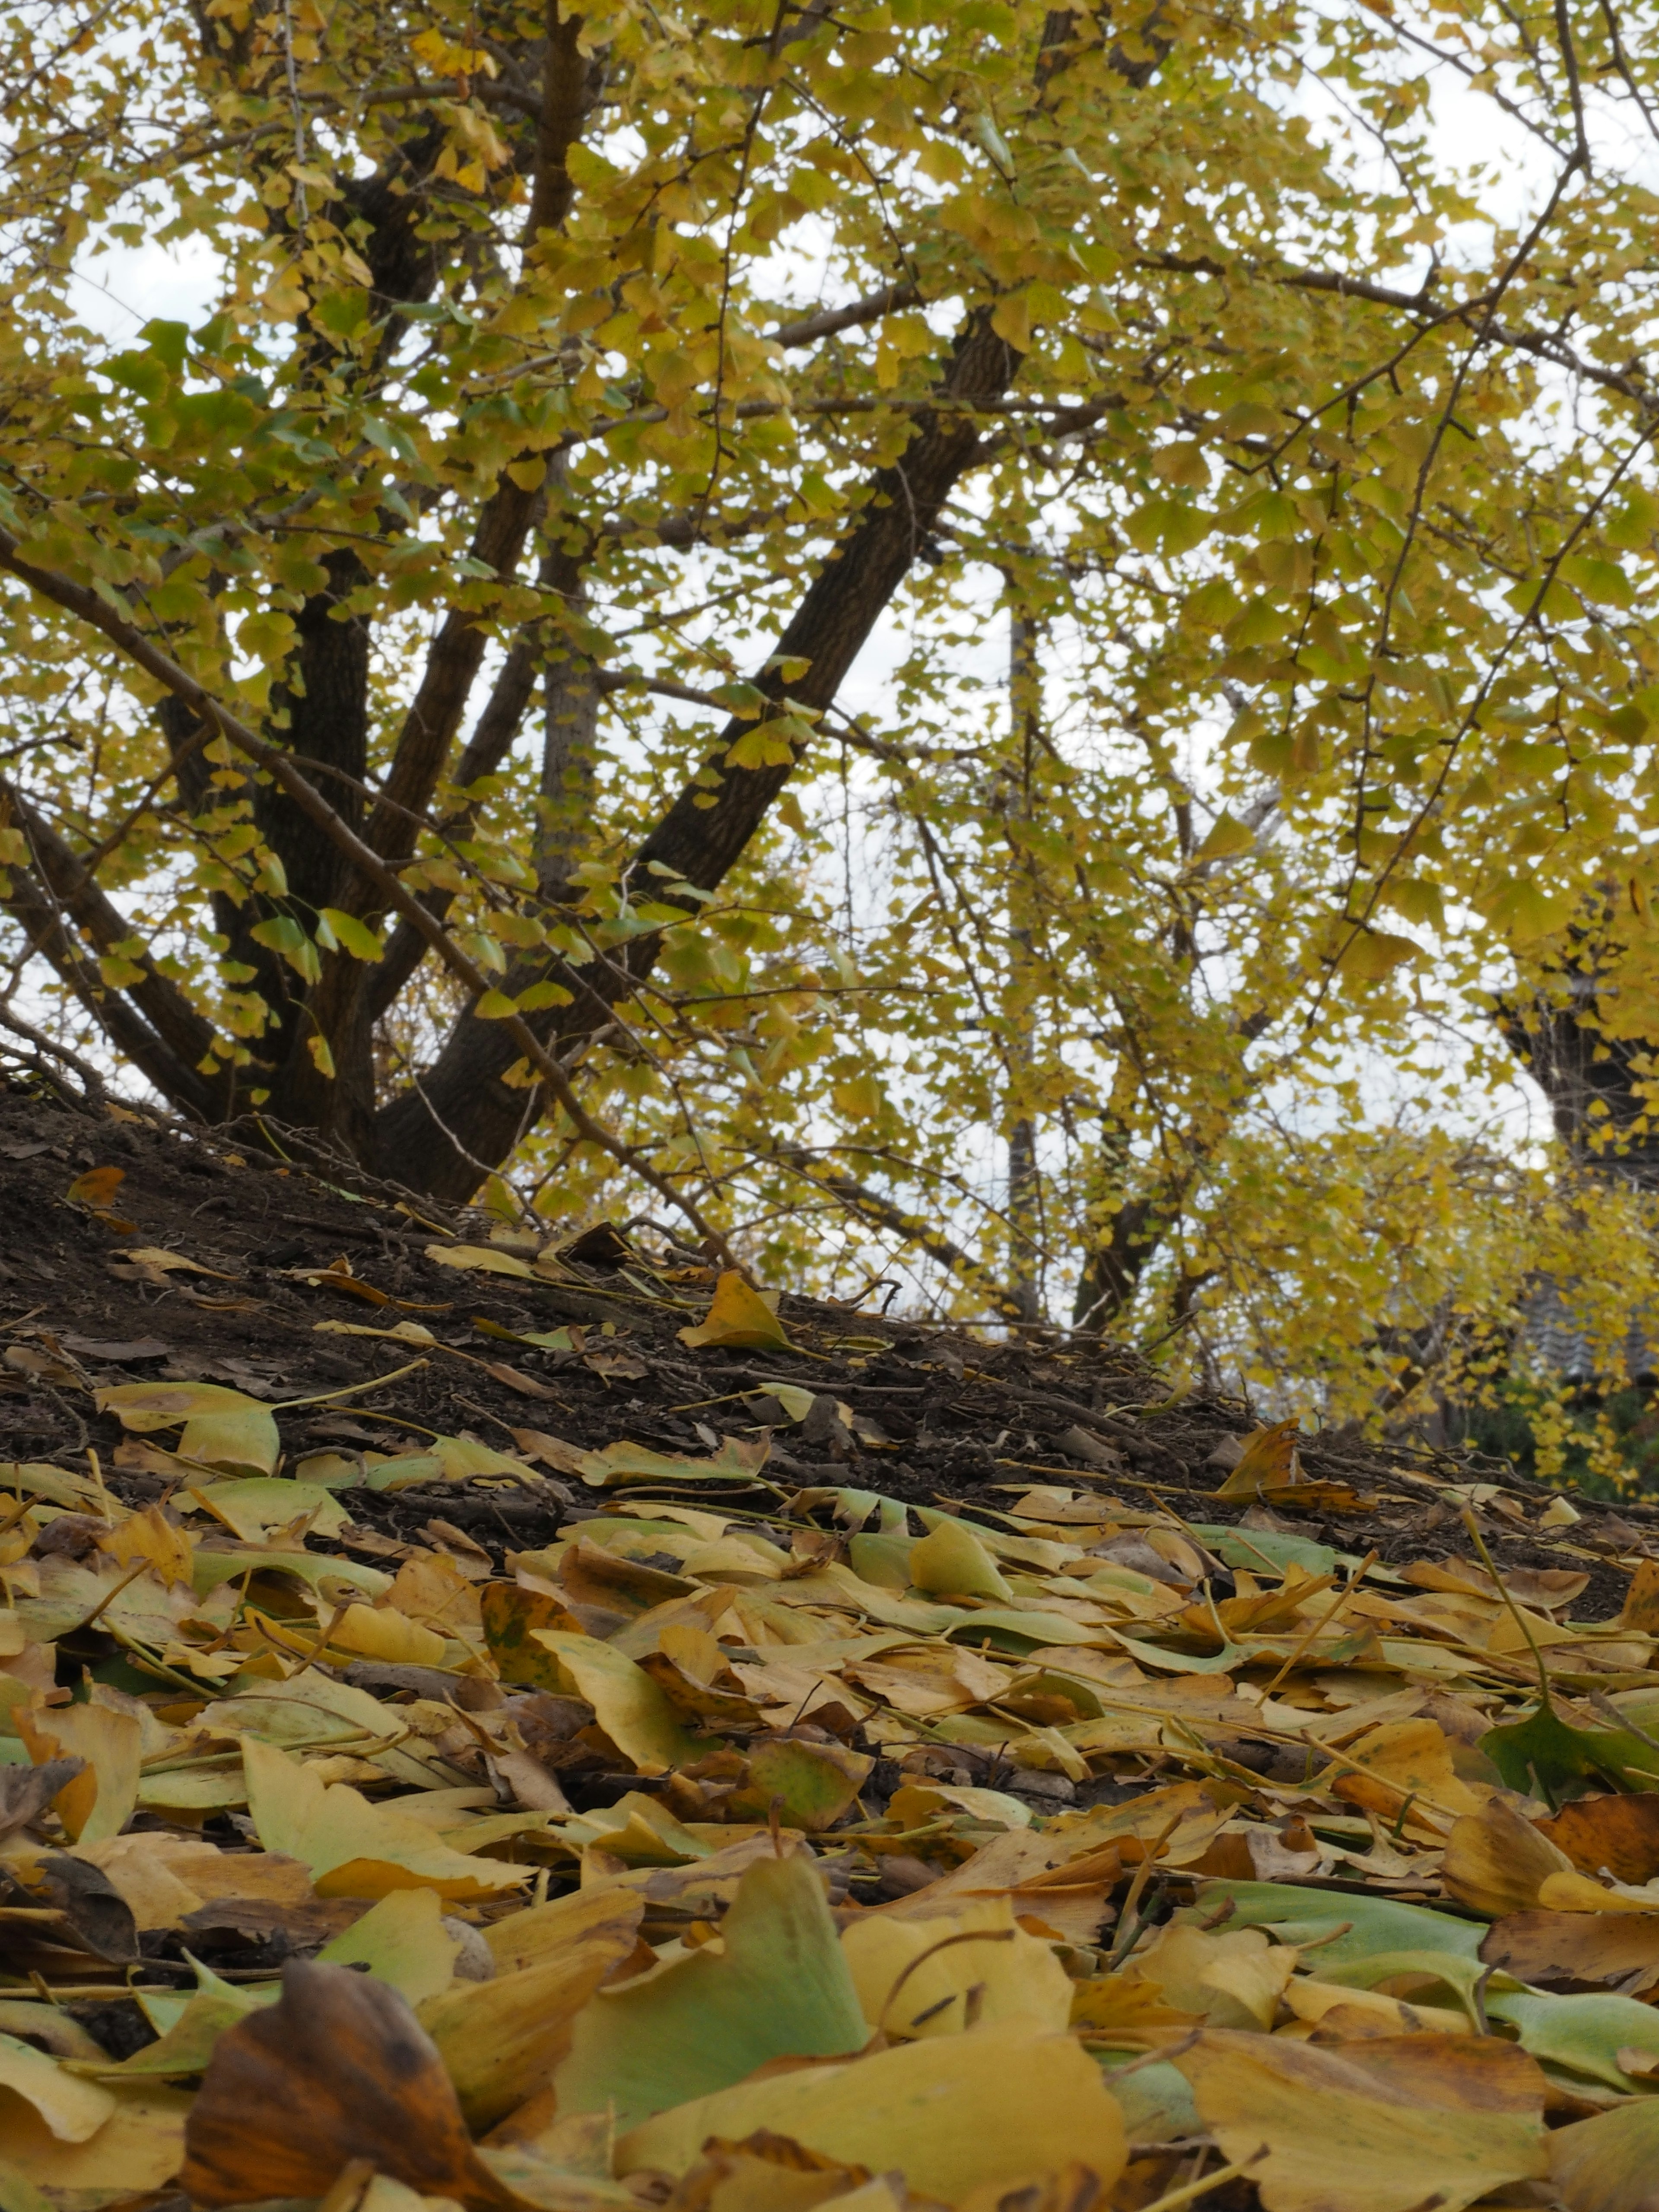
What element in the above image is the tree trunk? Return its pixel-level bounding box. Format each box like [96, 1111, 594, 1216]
[376, 308, 1023, 1198]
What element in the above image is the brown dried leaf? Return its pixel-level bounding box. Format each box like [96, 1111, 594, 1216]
[183, 1958, 519, 2209]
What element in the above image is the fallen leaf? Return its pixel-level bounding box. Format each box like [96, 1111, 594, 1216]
[529, 1629, 709, 1770]
[16, 1697, 142, 1845]
[95, 1379, 280, 1477]
[1481, 1910, 1659, 1993]
[241, 1736, 528, 1901]
[1441, 1795, 1577, 1916]
[1487, 1988, 1659, 2089]
[677, 1273, 793, 1353]
[617, 2018, 1126, 2202]
[57, 1335, 171, 1362]
[0, 2081, 190, 2201]
[1176, 2029, 1548, 2212]
[183, 1959, 516, 2209]
[0, 2034, 116, 2139]
[66, 1166, 125, 1210]
[1481, 1694, 1659, 1805]
[1549, 2097, 1659, 2212]
[1210, 1418, 1300, 1495]
[908, 1519, 1012, 1602]
[120, 1246, 231, 1275]
[721, 1737, 872, 1832]
[319, 1887, 465, 2005]
[419, 1912, 641, 2129]
[556, 1855, 869, 2133]
[426, 1243, 537, 1280]
[1538, 1793, 1659, 1886]
[842, 1894, 1074, 2040]
[98, 1500, 194, 1587]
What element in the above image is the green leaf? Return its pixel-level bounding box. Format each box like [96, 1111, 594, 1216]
[1480, 1700, 1659, 1808]
[1178, 1882, 1486, 1964]
[1488, 1989, 1659, 2089]
[1561, 554, 1634, 607]
[554, 1855, 868, 2133]
[318, 909, 384, 961]
[250, 915, 321, 984]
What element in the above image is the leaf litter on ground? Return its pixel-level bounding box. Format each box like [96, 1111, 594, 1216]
[9, 1098, 1659, 2207]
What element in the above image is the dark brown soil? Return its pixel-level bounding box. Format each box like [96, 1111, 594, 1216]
[0, 1071, 1649, 1616]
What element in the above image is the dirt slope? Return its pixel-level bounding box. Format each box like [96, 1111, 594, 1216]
[1, 1072, 1646, 1614]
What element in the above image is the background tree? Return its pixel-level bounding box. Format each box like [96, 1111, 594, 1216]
[3, 0, 1659, 1437]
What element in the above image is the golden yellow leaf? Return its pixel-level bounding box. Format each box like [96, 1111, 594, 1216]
[1176, 2029, 1547, 2212]
[907, 1519, 1011, 1602]
[840, 1895, 1074, 2040]
[98, 1502, 194, 1588]
[617, 2019, 1126, 2202]
[328, 1603, 449, 1668]
[17, 1696, 142, 1845]
[1550, 2097, 1659, 2212]
[420, 1917, 641, 2129]
[0, 2082, 190, 2199]
[528, 1628, 708, 1770]
[677, 1272, 793, 1352]
[1442, 1798, 1576, 1917]
[241, 1736, 528, 1901]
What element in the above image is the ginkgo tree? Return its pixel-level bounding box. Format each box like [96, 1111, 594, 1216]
[2, 0, 1659, 1414]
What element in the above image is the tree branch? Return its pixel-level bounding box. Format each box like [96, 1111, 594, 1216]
[0, 524, 735, 1259]
[0, 776, 227, 1101]
[771, 1143, 1023, 1317]
[770, 282, 924, 350]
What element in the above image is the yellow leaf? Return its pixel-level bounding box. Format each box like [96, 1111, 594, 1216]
[240, 1736, 528, 1901]
[528, 1629, 707, 1771]
[677, 1271, 793, 1352]
[1130, 1924, 1298, 2031]
[1336, 927, 1421, 982]
[617, 2018, 1126, 2201]
[98, 1503, 194, 1589]
[1210, 1417, 1301, 1497]
[17, 1697, 143, 1845]
[420, 1916, 649, 2130]
[1195, 810, 1256, 861]
[121, 1247, 228, 1277]
[0, 2082, 189, 2199]
[95, 1381, 279, 1476]
[1176, 2030, 1547, 2212]
[484, 1885, 645, 1975]
[1319, 1717, 1482, 1823]
[1442, 1798, 1575, 1917]
[1550, 2098, 1659, 2212]
[328, 1604, 448, 1668]
[424, 1242, 536, 1279]
[907, 1518, 1011, 1602]
[840, 1895, 1073, 2040]
[0, 2035, 115, 2140]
